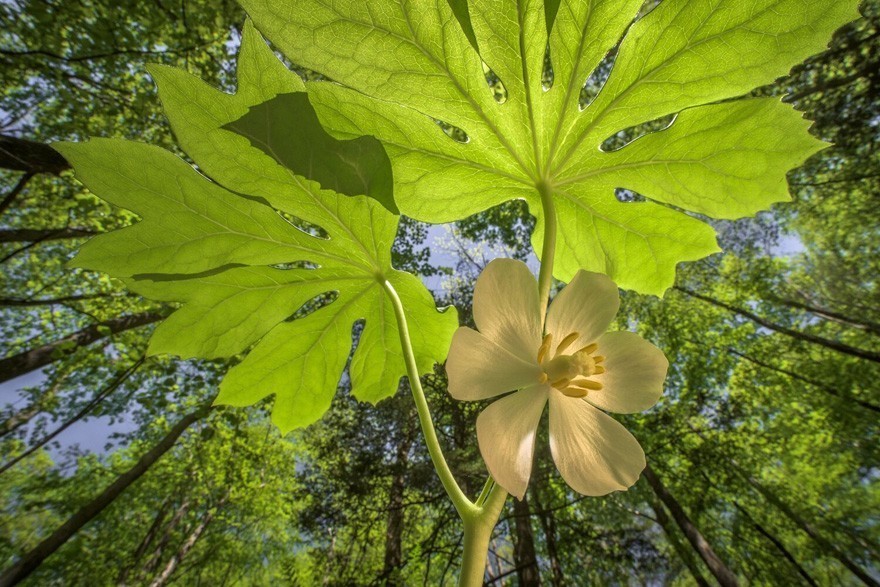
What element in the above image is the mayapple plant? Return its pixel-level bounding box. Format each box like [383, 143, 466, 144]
[54, 0, 859, 583]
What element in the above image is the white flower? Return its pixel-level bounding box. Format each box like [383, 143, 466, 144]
[446, 259, 667, 499]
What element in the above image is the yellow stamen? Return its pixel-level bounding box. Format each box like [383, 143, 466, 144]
[537, 334, 553, 364]
[593, 355, 605, 364]
[538, 373, 548, 384]
[576, 342, 598, 355]
[593, 365, 606, 374]
[561, 387, 588, 398]
[555, 332, 580, 355]
[551, 377, 571, 390]
[571, 378, 603, 391]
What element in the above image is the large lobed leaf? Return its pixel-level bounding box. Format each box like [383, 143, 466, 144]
[55, 21, 457, 433]
[240, 0, 858, 294]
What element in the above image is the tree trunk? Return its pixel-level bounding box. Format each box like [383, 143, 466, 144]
[0, 174, 33, 218]
[117, 499, 173, 586]
[0, 359, 142, 475]
[531, 486, 564, 586]
[0, 405, 211, 587]
[0, 374, 65, 438]
[649, 499, 711, 587]
[148, 494, 228, 587]
[733, 501, 818, 587]
[675, 286, 880, 364]
[744, 476, 879, 587]
[769, 296, 880, 336]
[0, 135, 70, 175]
[143, 498, 194, 577]
[511, 495, 541, 586]
[381, 406, 416, 583]
[0, 311, 162, 384]
[727, 347, 880, 413]
[643, 463, 739, 587]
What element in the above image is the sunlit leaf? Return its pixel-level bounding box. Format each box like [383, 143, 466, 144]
[54, 21, 457, 433]
[240, 0, 856, 294]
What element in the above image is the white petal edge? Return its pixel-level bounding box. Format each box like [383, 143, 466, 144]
[548, 389, 646, 496]
[545, 270, 620, 348]
[473, 258, 542, 363]
[589, 331, 668, 414]
[477, 385, 549, 500]
[446, 327, 543, 401]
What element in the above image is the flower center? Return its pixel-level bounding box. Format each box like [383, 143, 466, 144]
[537, 332, 605, 398]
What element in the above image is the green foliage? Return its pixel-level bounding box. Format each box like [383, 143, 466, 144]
[240, 0, 855, 294]
[54, 22, 457, 433]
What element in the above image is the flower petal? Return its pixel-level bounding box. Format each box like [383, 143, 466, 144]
[473, 258, 542, 363]
[446, 327, 544, 400]
[588, 332, 667, 414]
[477, 385, 549, 499]
[548, 390, 646, 496]
[546, 270, 619, 346]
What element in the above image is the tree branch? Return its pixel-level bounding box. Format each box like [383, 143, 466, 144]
[0, 311, 163, 385]
[0, 404, 212, 587]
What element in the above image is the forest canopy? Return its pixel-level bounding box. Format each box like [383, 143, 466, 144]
[0, 0, 878, 585]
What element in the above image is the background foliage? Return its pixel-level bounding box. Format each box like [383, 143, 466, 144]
[0, 0, 877, 584]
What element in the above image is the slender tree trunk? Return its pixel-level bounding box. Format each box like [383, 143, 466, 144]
[769, 296, 880, 336]
[744, 476, 879, 587]
[733, 501, 818, 587]
[643, 464, 739, 587]
[148, 494, 228, 587]
[511, 495, 541, 586]
[381, 406, 416, 583]
[675, 286, 880, 364]
[649, 499, 711, 587]
[0, 228, 98, 243]
[143, 499, 194, 576]
[0, 374, 65, 438]
[0, 135, 69, 175]
[531, 486, 564, 586]
[0, 405, 211, 587]
[0, 359, 143, 475]
[0, 173, 33, 218]
[117, 499, 173, 585]
[727, 348, 880, 413]
[0, 311, 162, 384]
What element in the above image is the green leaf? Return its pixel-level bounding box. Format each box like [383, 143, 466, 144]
[240, 0, 856, 294]
[54, 20, 457, 434]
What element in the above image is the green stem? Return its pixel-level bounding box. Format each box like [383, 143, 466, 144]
[383, 278, 510, 585]
[536, 179, 557, 324]
[382, 278, 476, 518]
[459, 482, 508, 587]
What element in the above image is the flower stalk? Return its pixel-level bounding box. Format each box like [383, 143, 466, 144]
[536, 178, 557, 323]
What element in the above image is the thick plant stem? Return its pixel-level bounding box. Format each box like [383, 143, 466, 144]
[383, 278, 510, 584]
[536, 180, 556, 325]
[382, 278, 476, 518]
[459, 482, 508, 587]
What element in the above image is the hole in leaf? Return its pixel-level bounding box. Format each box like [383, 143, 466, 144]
[270, 261, 319, 270]
[285, 290, 339, 322]
[580, 49, 618, 110]
[276, 209, 328, 239]
[600, 113, 676, 152]
[436, 119, 470, 144]
[542, 44, 554, 91]
[483, 62, 508, 104]
[638, 0, 664, 20]
[615, 188, 646, 203]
